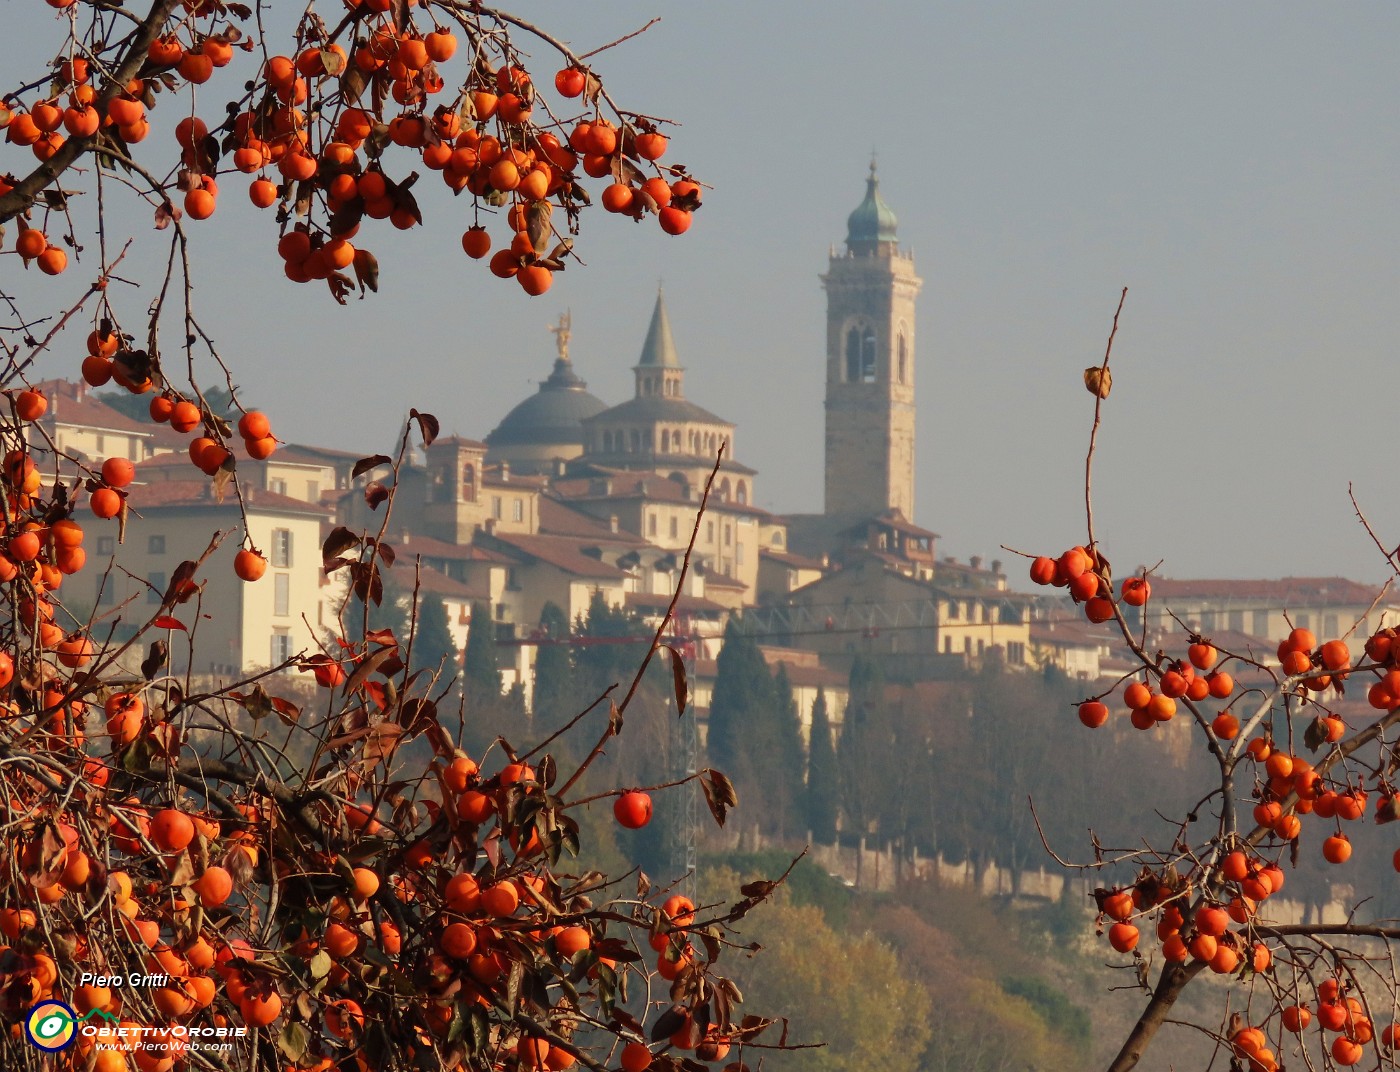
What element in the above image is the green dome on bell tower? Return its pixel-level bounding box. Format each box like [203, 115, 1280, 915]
[846, 157, 899, 253]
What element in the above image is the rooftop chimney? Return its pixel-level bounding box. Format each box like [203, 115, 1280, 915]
[484, 518, 497, 535]
[970, 556, 982, 570]
[500, 462, 510, 482]
[991, 559, 1003, 575]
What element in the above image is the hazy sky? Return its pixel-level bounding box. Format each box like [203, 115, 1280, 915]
[7, 3, 1400, 584]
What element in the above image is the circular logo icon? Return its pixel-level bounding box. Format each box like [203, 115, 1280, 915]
[25, 1000, 77, 1051]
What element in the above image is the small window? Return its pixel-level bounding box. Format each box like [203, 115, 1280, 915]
[947, 601, 959, 621]
[773, 531, 784, 547]
[648, 514, 658, 537]
[274, 574, 290, 616]
[1324, 614, 1339, 638]
[270, 478, 287, 496]
[845, 327, 862, 383]
[897, 333, 908, 384]
[736, 481, 748, 505]
[1296, 613, 1310, 631]
[492, 496, 502, 520]
[95, 434, 105, 453]
[97, 536, 115, 555]
[861, 329, 877, 382]
[669, 517, 679, 539]
[1229, 610, 1245, 632]
[148, 535, 165, 554]
[707, 521, 715, 544]
[270, 629, 292, 665]
[512, 498, 523, 523]
[736, 543, 744, 565]
[307, 480, 320, 501]
[1253, 610, 1269, 637]
[148, 572, 166, 604]
[724, 524, 732, 547]
[943, 636, 952, 653]
[271, 529, 293, 568]
[963, 636, 971, 653]
[1200, 610, 1216, 631]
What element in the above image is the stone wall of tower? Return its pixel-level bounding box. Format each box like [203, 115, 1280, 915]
[421, 440, 488, 543]
[822, 247, 922, 519]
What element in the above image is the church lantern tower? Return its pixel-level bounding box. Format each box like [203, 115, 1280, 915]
[822, 160, 922, 521]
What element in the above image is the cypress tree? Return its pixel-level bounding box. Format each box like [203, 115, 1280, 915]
[531, 601, 575, 728]
[770, 665, 806, 838]
[838, 655, 889, 838]
[410, 594, 458, 674]
[705, 618, 772, 778]
[806, 689, 839, 844]
[463, 601, 502, 704]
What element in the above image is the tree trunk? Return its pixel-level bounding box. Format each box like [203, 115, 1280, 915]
[1106, 960, 1206, 1072]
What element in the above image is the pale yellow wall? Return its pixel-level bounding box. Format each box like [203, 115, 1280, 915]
[1027, 638, 1101, 678]
[258, 459, 338, 504]
[90, 505, 324, 676]
[1146, 600, 1400, 663]
[44, 423, 151, 469]
[483, 486, 539, 535]
[635, 503, 759, 602]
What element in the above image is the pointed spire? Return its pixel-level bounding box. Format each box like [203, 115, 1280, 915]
[636, 287, 681, 368]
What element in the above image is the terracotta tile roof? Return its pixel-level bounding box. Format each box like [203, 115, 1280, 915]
[760, 548, 827, 571]
[430, 435, 489, 451]
[140, 422, 198, 453]
[552, 474, 769, 518]
[776, 662, 849, 689]
[538, 497, 635, 540]
[841, 510, 940, 541]
[135, 452, 196, 470]
[484, 532, 628, 578]
[396, 531, 514, 563]
[625, 590, 728, 614]
[483, 464, 549, 489]
[584, 396, 733, 429]
[1149, 577, 1385, 606]
[1029, 620, 1114, 648]
[413, 565, 488, 601]
[701, 572, 748, 590]
[33, 380, 152, 436]
[281, 443, 368, 463]
[126, 480, 329, 514]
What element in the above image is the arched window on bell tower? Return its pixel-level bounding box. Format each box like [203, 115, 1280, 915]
[845, 327, 862, 383]
[897, 331, 907, 385]
[860, 328, 877, 382]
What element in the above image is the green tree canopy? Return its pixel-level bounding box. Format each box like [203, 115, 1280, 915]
[410, 594, 458, 675]
[805, 689, 839, 844]
[531, 601, 576, 728]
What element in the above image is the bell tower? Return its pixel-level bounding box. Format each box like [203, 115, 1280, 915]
[822, 160, 922, 520]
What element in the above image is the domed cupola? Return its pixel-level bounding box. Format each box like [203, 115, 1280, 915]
[846, 157, 899, 254]
[486, 313, 607, 473]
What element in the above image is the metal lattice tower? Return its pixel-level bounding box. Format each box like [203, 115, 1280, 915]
[668, 635, 699, 906]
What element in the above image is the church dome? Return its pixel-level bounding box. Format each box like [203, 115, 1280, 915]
[846, 159, 898, 248]
[486, 356, 607, 448]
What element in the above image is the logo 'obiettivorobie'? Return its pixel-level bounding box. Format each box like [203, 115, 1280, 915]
[24, 1003, 122, 1052]
[24, 1000, 79, 1051]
